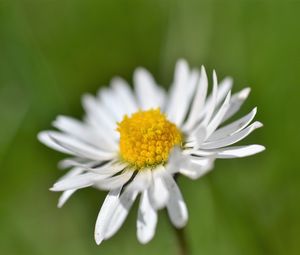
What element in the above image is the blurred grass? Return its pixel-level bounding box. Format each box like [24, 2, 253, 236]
[0, 0, 300, 254]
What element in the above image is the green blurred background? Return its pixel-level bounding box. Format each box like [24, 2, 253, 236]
[1, 0, 299, 254]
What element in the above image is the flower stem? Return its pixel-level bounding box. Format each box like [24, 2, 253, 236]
[172, 224, 190, 255]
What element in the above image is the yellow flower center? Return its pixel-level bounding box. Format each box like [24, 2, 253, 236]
[117, 109, 182, 168]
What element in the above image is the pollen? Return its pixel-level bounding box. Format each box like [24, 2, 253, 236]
[117, 109, 182, 168]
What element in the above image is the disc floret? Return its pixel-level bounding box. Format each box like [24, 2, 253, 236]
[117, 109, 182, 168]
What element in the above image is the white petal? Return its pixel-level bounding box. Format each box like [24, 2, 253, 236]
[51, 172, 106, 191]
[57, 167, 83, 181]
[208, 107, 257, 142]
[201, 121, 263, 149]
[59, 159, 127, 176]
[53, 115, 117, 151]
[91, 162, 128, 175]
[104, 188, 138, 239]
[58, 190, 77, 208]
[53, 116, 85, 138]
[199, 76, 233, 120]
[179, 157, 214, 180]
[190, 126, 207, 150]
[205, 91, 231, 138]
[217, 77, 233, 102]
[95, 188, 122, 245]
[98, 88, 125, 121]
[210, 144, 265, 158]
[183, 66, 208, 131]
[171, 69, 199, 126]
[222, 87, 251, 122]
[58, 158, 104, 170]
[164, 174, 188, 228]
[202, 70, 218, 125]
[155, 86, 167, 110]
[164, 147, 184, 175]
[56, 167, 83, 207]
[81, 94, 116, 136]
[166, 59, 190, 124]
[45, 131, 116, 161]
[184, 149, 215, 157]
[148, 175, 169, 210]
[97, 171, 153, 242]
[134, 68, 163, 109]
[111, 77, 138, 115]
[95, 170, 134, 190]
[38, 131, 70, 154]
[126, 168, 152, 192]
[137, 190, 158, 244]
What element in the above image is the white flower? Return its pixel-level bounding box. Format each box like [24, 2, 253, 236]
[38, 59, 264, 245]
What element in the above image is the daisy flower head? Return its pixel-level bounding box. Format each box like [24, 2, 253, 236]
[38, 59, 265, 245]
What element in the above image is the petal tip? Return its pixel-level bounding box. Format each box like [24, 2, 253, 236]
[57, 202, 63, 208]
[239, 87, 251, 99]
[255, 121, 264, 128]
[212, 69, 217, 78]
[257, 145, 266, 152]
[137, 233, 153, 245]
[135, 66, 145, 73]
[37, 131, 48, 142]
[95, 235, 103, 245]
[49, 187, 56, 192]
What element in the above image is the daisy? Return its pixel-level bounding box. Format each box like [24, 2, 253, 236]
[38, 59, 264, 245]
